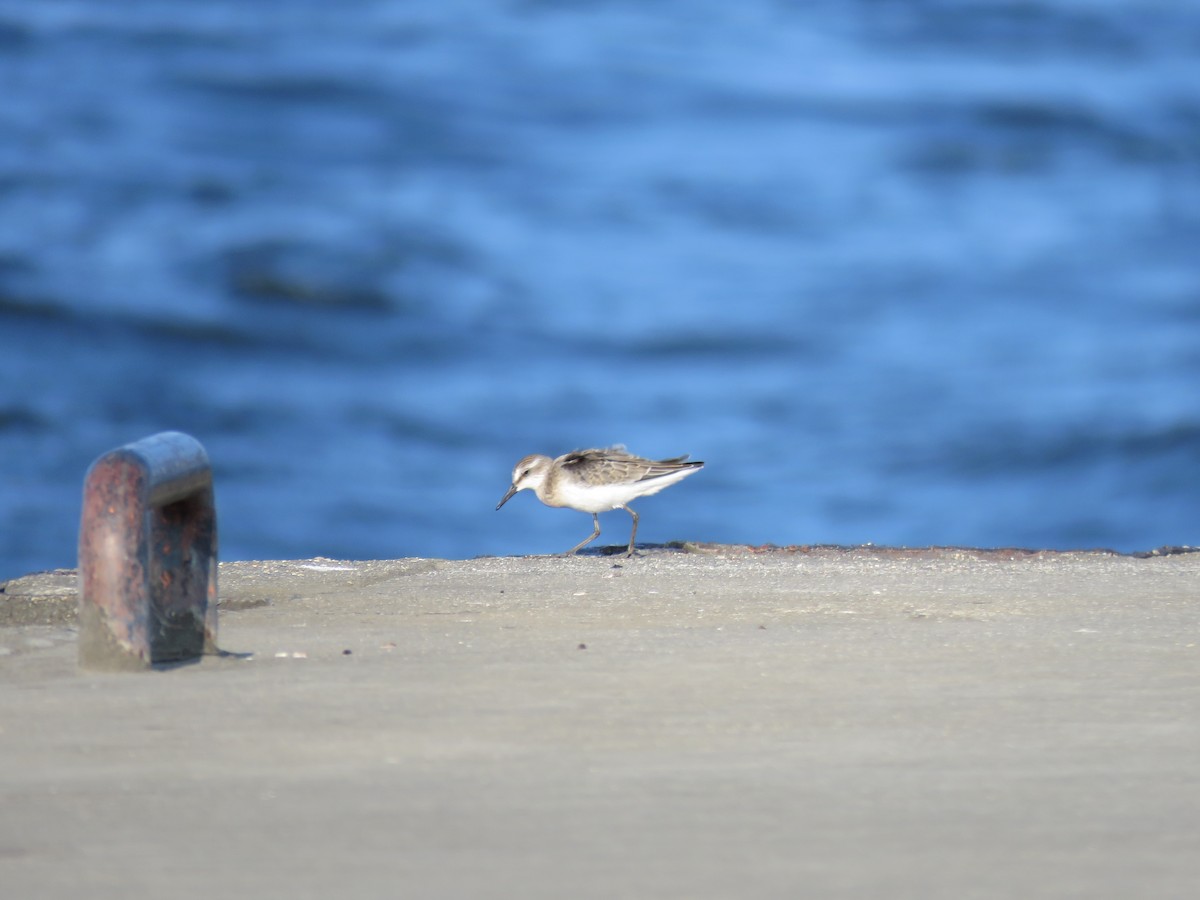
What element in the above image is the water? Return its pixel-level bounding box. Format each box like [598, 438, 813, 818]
[2, 1, 1198, 580]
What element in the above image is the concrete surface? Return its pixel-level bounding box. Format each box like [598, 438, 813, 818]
[1, 545, 1198, 899]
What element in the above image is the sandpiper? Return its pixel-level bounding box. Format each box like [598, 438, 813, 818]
[496, 446, 704, 557]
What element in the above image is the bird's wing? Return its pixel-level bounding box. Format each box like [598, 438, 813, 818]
[560, 448, 698, 486]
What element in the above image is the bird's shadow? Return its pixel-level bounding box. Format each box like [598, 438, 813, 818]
[577, 541, 693, 557]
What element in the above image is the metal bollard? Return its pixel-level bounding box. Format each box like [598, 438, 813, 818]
[78, 431, 219, 670]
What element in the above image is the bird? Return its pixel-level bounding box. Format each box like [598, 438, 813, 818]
[496, 446, 704, 557]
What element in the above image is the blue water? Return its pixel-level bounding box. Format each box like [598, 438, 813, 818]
[2, 1, 1198, 580]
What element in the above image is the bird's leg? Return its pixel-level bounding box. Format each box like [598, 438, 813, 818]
[564, 513, 602, 556]
[622, 506, 639, 557]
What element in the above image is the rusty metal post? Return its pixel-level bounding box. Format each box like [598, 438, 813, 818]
[78, 431, 218, 670]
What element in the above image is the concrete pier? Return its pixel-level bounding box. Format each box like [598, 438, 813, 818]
[2, 545, 1198, 899]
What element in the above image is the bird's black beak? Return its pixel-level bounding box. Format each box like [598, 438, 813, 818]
[496, 484, 518, 510]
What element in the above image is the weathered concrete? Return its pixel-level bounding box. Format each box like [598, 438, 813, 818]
[1, 545, 1198, 899]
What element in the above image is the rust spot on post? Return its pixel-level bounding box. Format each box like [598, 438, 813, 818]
[78, 431, 219, 670]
